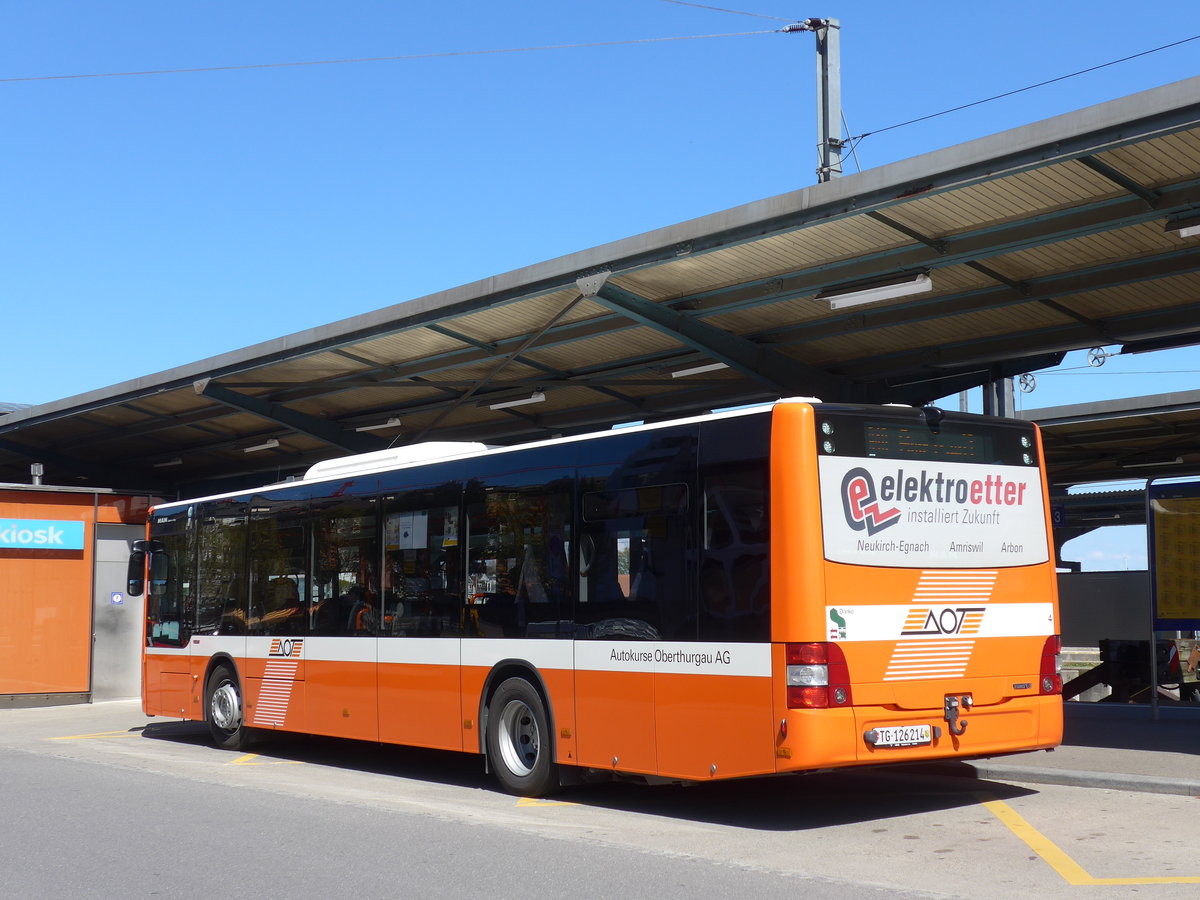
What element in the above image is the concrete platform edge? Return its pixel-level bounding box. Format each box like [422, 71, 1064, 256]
[897, 760, 1200, 797]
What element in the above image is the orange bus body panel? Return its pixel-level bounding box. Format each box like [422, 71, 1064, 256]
[573, 669, 657, 774]
[379, 662, 464, 753]
[653, 671, 775, 780]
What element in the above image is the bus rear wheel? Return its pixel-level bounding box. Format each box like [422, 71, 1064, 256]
[486, 677, 559, 797]
[206, 664, 251, 751]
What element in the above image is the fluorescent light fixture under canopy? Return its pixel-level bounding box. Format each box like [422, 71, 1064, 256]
[243, 438, 280, 453]
[355, 416, 403, 432]
[486, 391, 546, 411]
[817, 272, 933, 309]
[671, 362, 729, 378]
[1165, 212, 1200, 239]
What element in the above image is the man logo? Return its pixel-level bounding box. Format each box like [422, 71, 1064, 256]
[841, 467, 901, 535]
[268, 638, 303, 658]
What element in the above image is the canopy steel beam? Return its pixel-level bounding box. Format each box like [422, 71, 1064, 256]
[194, 380, 387, 454]
[588, 280, 858, 401]
[765, 244, 1200, 347]
[839, 296, 1200, 381]
[679, 180, 1200, 319]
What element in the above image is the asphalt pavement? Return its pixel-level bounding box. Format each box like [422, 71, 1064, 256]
[7, 695, 1196, 798]
[908, 700, 1200, 796]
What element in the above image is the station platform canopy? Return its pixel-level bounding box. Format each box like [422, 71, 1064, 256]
[4, 75, 1200, 497]
[1024, 388, 1200, 488]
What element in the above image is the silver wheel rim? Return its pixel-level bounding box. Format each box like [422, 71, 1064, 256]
[496, 699, 539, 777]
[211, 682, 241, 732]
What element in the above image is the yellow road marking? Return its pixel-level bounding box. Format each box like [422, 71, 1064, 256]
[515, 796, 577, 807]
[229, 753, 303, 766]
[977, 792, 1200, 885]
[51, 730, 139, 741]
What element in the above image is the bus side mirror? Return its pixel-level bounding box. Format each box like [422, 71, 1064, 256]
[127, 542, 148, 596]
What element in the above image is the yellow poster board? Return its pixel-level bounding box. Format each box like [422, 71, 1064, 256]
[1151, 496, 1200, 623]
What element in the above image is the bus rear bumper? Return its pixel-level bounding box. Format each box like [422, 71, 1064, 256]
[775, 696, 1063, 773]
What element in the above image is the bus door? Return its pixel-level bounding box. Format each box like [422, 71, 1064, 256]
[306, 495, 380, 742]
[573, 480, 689, 775]
[653, 447, 775, 782]
[141, 507, 197, 719]
[245, 494, 308, 731]
[378, 487, 466, 752]
[190, 498, 250, 720]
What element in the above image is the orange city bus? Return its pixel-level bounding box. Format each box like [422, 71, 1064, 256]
[128, 399, 1062, 795]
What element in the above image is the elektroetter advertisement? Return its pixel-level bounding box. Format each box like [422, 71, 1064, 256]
[818, 456, 1049, 568]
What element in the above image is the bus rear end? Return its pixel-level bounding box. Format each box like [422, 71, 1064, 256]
[770, 401, 1062, 772]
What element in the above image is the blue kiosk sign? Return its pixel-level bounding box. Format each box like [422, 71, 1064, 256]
[0, 519, 86, 551]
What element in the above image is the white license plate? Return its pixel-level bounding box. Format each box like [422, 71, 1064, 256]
[873, 724, 932, 748]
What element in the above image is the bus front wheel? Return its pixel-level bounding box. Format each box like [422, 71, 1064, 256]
[206, 664, 251, 751]
[486, 677, 559, 797]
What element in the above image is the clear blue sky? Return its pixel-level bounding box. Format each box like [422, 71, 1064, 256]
[3, 0, 1199, 415]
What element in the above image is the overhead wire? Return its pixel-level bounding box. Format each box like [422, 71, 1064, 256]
[847, 32, 1200, 145]
[2, 12, 1195, 164]
[652, 0, 793, 22]
[0, 29, 777, 84]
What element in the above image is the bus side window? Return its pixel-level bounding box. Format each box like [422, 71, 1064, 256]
[699, 466, 769, 643]
[196, 499, 248, 636]
[382, 497, 465, 637]
[465, 485, 570, 639]
[698, 415, 770, 643]
[578, 483, 690, 641]
[312, 496, 379, 637]
[247, 496, 308, 637]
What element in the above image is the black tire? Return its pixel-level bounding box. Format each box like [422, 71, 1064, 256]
[485, 677, 559, 797]
[205, 664, 251, 751]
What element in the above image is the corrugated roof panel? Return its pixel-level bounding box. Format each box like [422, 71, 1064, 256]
[125, 389, 213, 418]
[288, 383, 448, 419]
[618, 217, 911, 301]
[701, 296, 826, 335]
[245, 351, 370, 385]
[208, 410, 283, 434]
[340, 329, 469, 366]
[990, 220, 1176, 281]
[523, 327, 686, 373]
[444, 291, 602, 342]
[799, 301, 1069, 366]
[1052, 271, 1200, 317]
[1091, 127, 1200, 187]
[81, 405, 160, 427]
[885, 162, 1119, 238]
[701, 264, 1000, 336]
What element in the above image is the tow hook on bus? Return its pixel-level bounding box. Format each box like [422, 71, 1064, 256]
[944, 694, 971, 736]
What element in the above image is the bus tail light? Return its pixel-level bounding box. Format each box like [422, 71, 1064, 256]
[786, 642, 852, 709]
[1039, 635, 1062, 695]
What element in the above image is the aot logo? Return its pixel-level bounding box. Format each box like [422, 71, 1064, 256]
[840, 468, 902, 535]
[268, 638, 304, 658]
[901, 607, 985, 636]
